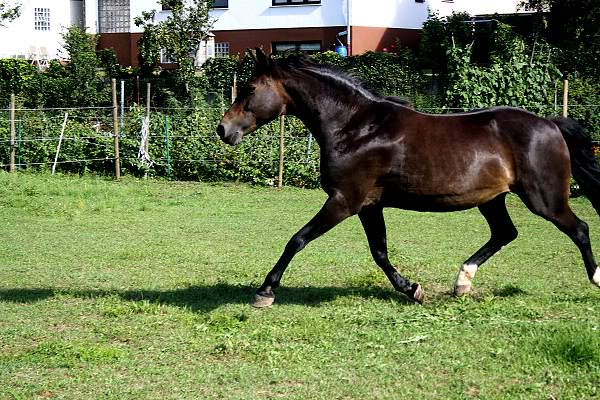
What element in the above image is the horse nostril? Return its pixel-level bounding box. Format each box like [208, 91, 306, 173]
[216, 124, 225, 139]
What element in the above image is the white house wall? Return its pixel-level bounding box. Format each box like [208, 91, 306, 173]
[209, 0, 346, 31]
[350, 0, 429, 30]
[429, 0, 522, 18]
[108, 0, 524, 35]
[0, 0, 74, 59]
[0, 0, 528, 62]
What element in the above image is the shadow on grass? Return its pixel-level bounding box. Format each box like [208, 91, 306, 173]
[0, 284, 415, 313]
[492, 284, 528, 298]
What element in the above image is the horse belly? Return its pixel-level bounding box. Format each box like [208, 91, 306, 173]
[380, 189, 503, 212]
[378, 158, 513, 212]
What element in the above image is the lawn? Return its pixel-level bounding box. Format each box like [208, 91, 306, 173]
[0, 172, 598, 399]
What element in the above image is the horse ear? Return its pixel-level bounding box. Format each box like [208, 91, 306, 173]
[254, 47, 272, 72]
[246, 48, 258, 63]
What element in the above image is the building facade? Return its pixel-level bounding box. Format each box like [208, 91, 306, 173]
[0, 0, 523, 66]
[0, 0, 86, 62]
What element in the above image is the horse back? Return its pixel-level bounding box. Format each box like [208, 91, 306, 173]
[352, 106, 564, 211]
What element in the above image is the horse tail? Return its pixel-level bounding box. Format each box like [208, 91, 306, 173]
[551, 116, 600, 216]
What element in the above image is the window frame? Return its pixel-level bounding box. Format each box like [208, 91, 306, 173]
[215, 42, 230, 57]
[163, 0, 228, 10]
[212, 0, 228, 8]
[34, 8, 51, 31]
[272, 41, 321, 55]
[272, 0, 321, 6]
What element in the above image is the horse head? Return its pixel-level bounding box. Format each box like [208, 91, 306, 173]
[217, 48, 290, 146]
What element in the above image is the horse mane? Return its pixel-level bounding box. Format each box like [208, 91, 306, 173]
[272, 55, 410, 107]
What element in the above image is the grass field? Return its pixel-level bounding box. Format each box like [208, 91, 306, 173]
[0, 172, 599, 399]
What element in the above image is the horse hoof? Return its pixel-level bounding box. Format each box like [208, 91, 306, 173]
[453, 283, 472, 297]
[252, 294, 275, 308]
[408, 283, 424, 304]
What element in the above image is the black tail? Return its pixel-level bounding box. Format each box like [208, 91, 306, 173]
[551, 116, 600, 216]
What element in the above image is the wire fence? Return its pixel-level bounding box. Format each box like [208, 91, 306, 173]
[1, 102, 599, 187]
[0, 104, 322, 187]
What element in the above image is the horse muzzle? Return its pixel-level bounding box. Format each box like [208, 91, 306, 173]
[216, 123, 243, 146]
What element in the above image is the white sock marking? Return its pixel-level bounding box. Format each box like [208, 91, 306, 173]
[455, 263, 478, 287]
[592, 268, 600, 287]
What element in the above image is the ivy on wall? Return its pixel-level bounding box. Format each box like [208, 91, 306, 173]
[445, 23, 561, 111]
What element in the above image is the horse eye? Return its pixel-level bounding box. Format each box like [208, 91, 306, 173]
[239, 85, 255, 97]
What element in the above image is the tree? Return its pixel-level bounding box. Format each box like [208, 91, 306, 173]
[61, 26, 104, 107]
[135, 0, 216, 95]
[0, 0, 20, 27]
[417, 11, 478, 79]
[520, 0, 600, 78]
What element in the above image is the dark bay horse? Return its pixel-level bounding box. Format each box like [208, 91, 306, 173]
[217, 49, 600, 306]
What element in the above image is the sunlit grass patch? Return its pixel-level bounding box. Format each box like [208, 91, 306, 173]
[10, 340, 126, 368]
[533, 325, 600, 367]
[1, 173, 599, 399]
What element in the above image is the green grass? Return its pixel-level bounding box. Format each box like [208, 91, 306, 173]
[0, 172, 599, 399]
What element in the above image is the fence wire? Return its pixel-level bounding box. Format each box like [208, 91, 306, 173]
[1, 104, 599, 184]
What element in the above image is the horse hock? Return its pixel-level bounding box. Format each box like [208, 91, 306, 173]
[454, 263, 478, 296]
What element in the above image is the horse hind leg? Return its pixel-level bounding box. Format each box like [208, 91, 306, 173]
[454, 193, 518, 296]
[517, 183, 599, 288]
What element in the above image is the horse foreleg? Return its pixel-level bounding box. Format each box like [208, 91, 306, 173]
[454, 193, 518, 296]
[253, 193, 353, 307]
[358, 205, 424, 303]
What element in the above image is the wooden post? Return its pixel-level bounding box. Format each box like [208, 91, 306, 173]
[119, 79, 125, 133]
[221, 88, 225, 116]
[112, 79, 121, 180]
[231, 73, 237, 104]
[9, 93, 16, 172]
[136, 76, 140, 104]
[278, 115, 285, 189]
[165, 115, 171, 178]
[145, 82, 151, 156]
[52, 113, 68, 175]
[562, 79, 569, 118]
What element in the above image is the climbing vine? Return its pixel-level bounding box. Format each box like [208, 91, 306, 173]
[445, 23, 561, 111]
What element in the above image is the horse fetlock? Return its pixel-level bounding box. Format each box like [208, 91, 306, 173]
[453, 283, 472, 297]
[592, 268, 600, 287]
[454, 263, 477, 296]
[407, 283, 424, 304]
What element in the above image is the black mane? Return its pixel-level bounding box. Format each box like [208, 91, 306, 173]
[273, 56, 385, 103]
[271, 55, 413, 108]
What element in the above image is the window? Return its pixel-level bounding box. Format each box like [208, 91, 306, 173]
[273, 42, 321, 55]
[161, 0, 179, 10]
[212, 0, 228, 8]
[215, 42, 230, 57]
[160, 48, 176, 64]
[272, 0, 321, 5]
[163, 0, 227, 10]
[98, 0, 130, 33]
[34, 8, 51, 31]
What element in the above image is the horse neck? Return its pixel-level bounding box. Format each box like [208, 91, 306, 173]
[281, 74, 373, 147]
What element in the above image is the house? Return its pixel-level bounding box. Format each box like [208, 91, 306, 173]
[0, 0, 524, 67]
[0, 0, 87, 65]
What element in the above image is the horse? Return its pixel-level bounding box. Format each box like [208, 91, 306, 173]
[217, 48, 600, 307]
